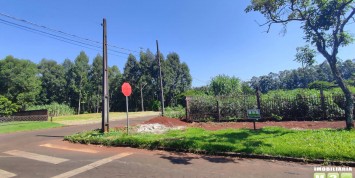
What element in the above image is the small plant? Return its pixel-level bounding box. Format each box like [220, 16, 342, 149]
[271, 114, 283, 121]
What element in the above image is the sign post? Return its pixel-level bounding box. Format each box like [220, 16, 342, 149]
[247, 109, 261, 130]
[122, 82, 132, 134]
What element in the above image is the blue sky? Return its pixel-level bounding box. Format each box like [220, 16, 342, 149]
[0, 0, 354, 87]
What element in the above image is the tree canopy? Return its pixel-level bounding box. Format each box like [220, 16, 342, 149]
[0, 50, 192, 114]
[246, 0, 355, 128]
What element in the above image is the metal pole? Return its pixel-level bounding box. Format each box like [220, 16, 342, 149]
[126, 96, 129, 135]
[156, 40, 165, 116]
[102, 18, 109, 132]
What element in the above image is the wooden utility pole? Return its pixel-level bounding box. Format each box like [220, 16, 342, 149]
[156, 40, 165, 116]
[102, 18, 109, 132]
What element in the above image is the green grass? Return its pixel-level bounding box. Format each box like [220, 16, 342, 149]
[53, 111, 159, 125]
[0, 121, 64, 134]
[65, 127, 355, 162]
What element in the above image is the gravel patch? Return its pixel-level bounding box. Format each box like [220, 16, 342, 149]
[137, 123, 185, 134]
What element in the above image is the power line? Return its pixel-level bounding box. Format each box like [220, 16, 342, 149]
[192, 77, 209, 84]
[0, 18, 128, 58]
[0, 12, 141, 54]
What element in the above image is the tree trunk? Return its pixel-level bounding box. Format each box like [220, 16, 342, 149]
[141, 86, 144, 112]
[78, 93, 81, 115]
[96, 95, 99, 113]
[328, 58, 354, 129]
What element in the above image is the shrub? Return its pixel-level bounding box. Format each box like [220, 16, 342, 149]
[151, 100, 161, 111]
[0, 95, 18, 116]
[165, 105, 185, 119]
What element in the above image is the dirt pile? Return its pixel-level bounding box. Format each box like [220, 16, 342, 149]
[143, 116, 347, 131]
[142, 116, 189, 127]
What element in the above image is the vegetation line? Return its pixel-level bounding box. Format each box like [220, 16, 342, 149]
[65, 127, 355, 163]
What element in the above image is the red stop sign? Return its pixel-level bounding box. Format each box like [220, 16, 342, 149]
[121, 82, 132, 96]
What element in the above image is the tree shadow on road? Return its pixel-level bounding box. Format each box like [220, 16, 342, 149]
[36, 134, 64, 138]
[159, 155, 196, 165]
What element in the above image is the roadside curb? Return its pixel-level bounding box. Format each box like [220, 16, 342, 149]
[149, 147, 355, 167]
[212, 152, 355, 167]
[69, 140, 355, 167]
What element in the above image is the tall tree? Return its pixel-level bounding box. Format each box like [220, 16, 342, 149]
[38, 59, 66, 104]
[294, 45, 316, 88]
[0, 56, 41, 110]
[88, 54, 103, 113]
[139, 50, 156, 110]
[123, 54, 141, 109]
[246, 0, 355, 128]
[73, 51, 90, 114]
[164, 53, 192, 106]
[109, 65, 124, 111]
[63, 58, 76, 108]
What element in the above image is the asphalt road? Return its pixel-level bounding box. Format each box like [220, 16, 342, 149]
[0, 116, 347, 178]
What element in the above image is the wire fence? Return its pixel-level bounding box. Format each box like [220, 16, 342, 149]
[0, 110, 48, 123]
[186, 94, 354, 122]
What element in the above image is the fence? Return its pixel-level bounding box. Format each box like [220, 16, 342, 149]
[0, 110, 48, 123]
[185, 93, 354, 122]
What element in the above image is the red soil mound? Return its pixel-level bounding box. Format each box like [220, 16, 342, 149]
[190, 121, 346, 131]
[143, 116, 347, 130]
[143, 116, 189, 127]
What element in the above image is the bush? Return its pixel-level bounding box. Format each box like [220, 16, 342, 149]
[308, 81, 336, 90]
[151, 100, 161, 111]
[165, 105, 185, 119]
[0, 95, 18, 116]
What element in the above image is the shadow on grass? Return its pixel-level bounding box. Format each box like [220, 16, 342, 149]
[169, 128, 291, 154]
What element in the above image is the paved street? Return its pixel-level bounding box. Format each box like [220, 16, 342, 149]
[0, 116, 342, 178]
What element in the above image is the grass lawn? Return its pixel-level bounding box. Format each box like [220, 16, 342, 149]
[53, 111, 159, 125]
[0, 121, 64, 134]
[65, 127, 355, 162]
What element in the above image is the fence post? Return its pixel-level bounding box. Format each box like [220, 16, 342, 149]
[185, 96, 190, 121]
[217, 100, 221, 122]
[320, 88, 326, 119]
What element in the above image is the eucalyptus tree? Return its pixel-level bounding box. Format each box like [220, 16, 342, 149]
[246, 0, 355, 128]
[62, 59, 76, 108]
[123, 54, 141, 109]
[139, 50, 156, 110]
[164, 53, 192, 106]
[108, 65, 124, 111]
[294, 45, 316, 88]
[73, 51, 90, 114]
[88, 54, 103, 113]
